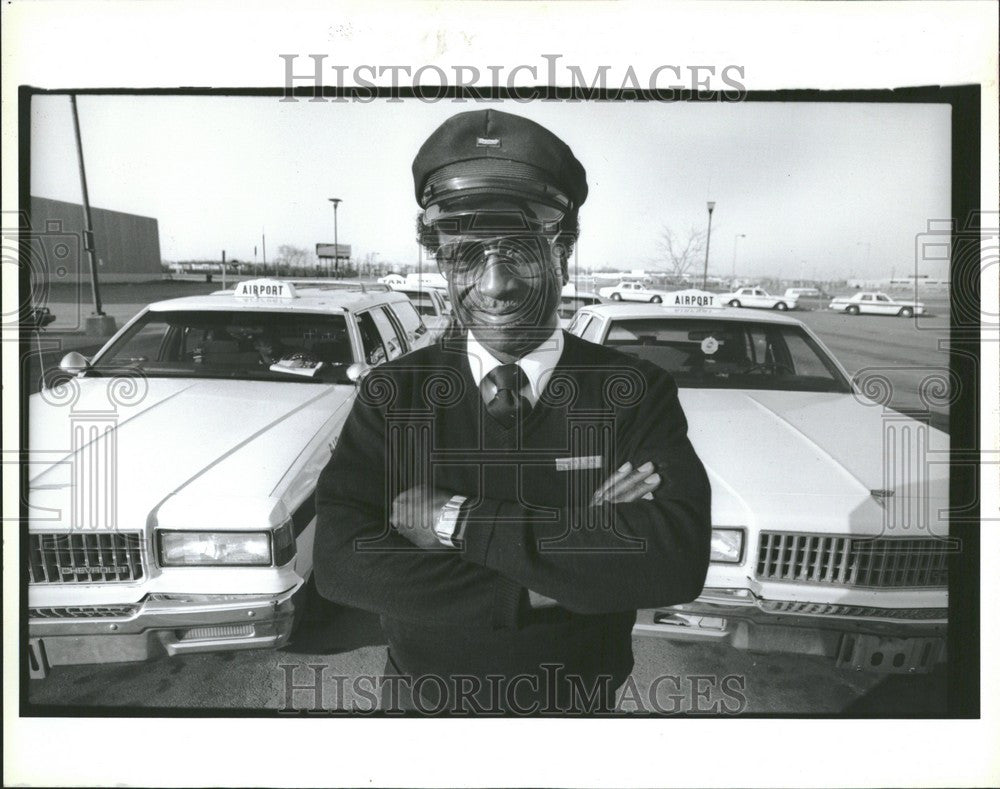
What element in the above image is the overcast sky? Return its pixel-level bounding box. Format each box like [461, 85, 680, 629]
[30, 95, 951, 280]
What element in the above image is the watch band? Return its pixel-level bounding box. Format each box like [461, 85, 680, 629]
[434, 495, 468, 548]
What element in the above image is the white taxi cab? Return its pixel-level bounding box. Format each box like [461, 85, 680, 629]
[828, 291, 926, 317]
[597, 280, 674, 303]
[718, 286, 798, 311]
[26, 279, 431, 676]
[569, 290, 950, 673]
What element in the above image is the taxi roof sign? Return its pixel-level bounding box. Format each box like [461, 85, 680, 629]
[234, 279, 298, 299]
[664, 289, 719, 308]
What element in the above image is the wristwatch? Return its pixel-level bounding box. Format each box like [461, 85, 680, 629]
[434, 495, 468, 548]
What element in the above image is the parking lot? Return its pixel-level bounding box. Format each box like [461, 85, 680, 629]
[23, 281, 952, 714]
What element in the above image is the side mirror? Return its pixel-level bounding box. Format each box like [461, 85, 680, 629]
[58, 351, 90, 374]
[346, 362, 371, 383]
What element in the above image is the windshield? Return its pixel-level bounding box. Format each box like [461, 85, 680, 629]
[92, 310, 355, 383]
[603, 318, 851, 392]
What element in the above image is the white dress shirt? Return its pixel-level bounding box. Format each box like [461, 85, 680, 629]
[466, 328, 564, 406]
[464, 327, 565, 608]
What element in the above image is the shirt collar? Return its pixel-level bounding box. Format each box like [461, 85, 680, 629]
[466, 328, 564, 405]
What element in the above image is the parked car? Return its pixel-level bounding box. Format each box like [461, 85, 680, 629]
[390, 283, 452, 339]
[718, 286, 798, 311]
[26, 279, 432, 676]
[567, 294, 949, 673]
[828, 291, 926, 317]
[597, 280, 674, 303]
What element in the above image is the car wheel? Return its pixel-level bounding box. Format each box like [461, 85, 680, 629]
[610, 293, 622, 301]
[846, 305, 860, 315]
[773, 302, 788, 311]
[899, 307, 914, 318]
[650, 295, 662, 304]
[728, 299, 741, 308]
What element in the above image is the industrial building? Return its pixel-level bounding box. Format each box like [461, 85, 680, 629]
[30, 196, 162, 283]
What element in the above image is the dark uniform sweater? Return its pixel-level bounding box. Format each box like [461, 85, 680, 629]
[313, 330, 711, 707]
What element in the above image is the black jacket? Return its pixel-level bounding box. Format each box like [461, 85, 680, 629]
[313, 331, 711, 682]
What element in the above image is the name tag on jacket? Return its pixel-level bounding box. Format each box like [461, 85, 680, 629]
[555, 455, 603, 472]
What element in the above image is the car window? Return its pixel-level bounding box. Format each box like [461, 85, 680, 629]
[400, 290, 437, 316]
[101, 320, 172, 364]
[861, 294, 872, 301]
[94, 310, 354, 382]
[369, 307, 405, 360]
[602, 317, 850, 392]
[356, 311, 387, 365]
[876, 294, 890, 302]
[580, 316, 605, 344]
[388, 301, 427, 345]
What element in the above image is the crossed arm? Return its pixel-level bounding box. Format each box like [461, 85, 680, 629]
[313, 364, 712, 620]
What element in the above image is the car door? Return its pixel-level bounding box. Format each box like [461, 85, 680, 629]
[858, 294, 874, 314]
[369, 305, 408, 359]
[874, 294, 894, 314]
[388, 300, 434, 348]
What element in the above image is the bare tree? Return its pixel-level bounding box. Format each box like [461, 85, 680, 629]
[656, 226, 706, 279]
[275, 244, 309, 269]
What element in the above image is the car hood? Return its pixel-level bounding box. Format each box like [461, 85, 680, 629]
[677, 388, 949, 536]
[29, 378, 355, 530]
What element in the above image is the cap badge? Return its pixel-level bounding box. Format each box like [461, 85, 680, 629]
[476, 137, 501, 148]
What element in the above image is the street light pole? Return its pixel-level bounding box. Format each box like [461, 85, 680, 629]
[731, 232, 746, 281]
[702, 201, 716, 289]
[329, 198, 342, 277]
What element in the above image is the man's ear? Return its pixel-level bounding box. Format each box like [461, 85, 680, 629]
[560, 256, 569, 287]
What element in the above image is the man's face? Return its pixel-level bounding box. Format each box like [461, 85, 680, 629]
[435, 225, 569, 361]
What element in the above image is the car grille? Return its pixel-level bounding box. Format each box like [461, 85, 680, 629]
[755, 533, 948, 589]
[29, 605, 140, 619]
[759, 600, 947, 620]
[28, 532, 146, 584]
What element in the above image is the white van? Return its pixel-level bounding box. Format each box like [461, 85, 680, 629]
[784, 287, 825, 299]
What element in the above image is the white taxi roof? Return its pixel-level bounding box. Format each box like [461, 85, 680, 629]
[146, 278, 410, 315]
[579, 302, 805, 326]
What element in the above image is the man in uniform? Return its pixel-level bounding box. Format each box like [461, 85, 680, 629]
[313, 109, 711, 714]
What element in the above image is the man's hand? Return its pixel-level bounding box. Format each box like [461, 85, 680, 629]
[525, 462, 663, 610]
[590, 461, 661, 506]
[390, 486, 451, 549]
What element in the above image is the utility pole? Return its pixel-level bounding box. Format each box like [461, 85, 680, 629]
[221, 250, 227, 289]
[70, 95, 115, 335]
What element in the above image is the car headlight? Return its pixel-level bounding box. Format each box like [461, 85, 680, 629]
[709, 528, 744, 563]
[158, 531, 272, 566]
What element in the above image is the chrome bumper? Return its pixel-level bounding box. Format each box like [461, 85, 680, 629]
[27, 591, 297, 676]
[633, 589, 946, 671]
